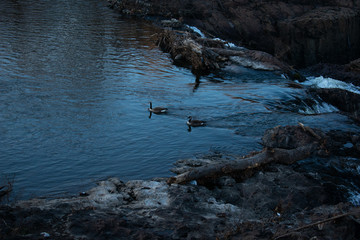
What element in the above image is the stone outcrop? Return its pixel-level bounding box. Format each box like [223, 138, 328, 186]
[109, 0, 360, 68]
[312, 88, 360, 122]
[156, 29, 304, 79]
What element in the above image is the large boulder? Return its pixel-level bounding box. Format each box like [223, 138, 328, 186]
[313, 88, 360, 122]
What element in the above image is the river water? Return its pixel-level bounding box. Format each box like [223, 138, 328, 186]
[1, 0, 359, 200]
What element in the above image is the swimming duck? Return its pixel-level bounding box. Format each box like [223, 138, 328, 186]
[148, 102, 168, 114]
[186, 116, 206, 127]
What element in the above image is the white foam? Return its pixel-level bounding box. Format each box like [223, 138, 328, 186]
[298, 100, 339, 114]
[302, 76, 360, 94]
[185, 25, 243, 49]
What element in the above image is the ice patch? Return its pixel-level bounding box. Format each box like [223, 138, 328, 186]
[190, 180, 197, 185]
[302, 76, 360, 94]
[343, 142, 354, 148]
[349, 191, 360, 206]
[186, 25, 206, 38]
[213, 37, 240, 48]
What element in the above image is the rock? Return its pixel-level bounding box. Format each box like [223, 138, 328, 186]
[312, 88, 360, 122]
[278, 7, 360, 67]
[262, 125, 324, 149]
[110, 0, 360, 68]
[262, 125, 360, 158]
[305, 62, 360, 86]
[157, 29, 303, 79]
[345, 58, 360, 73]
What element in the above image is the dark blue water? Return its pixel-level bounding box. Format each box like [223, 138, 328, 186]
[1, 0, 359, 200]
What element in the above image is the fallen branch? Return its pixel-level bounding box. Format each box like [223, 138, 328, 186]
[167, 144, 317, 184]
[298, 122, 322, 140]
[272, 208, 360, 240]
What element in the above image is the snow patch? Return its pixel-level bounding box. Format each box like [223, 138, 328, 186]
[349, 191, 360, 206]
[186, 25, 206, 38]
[230, 56, 278, 71]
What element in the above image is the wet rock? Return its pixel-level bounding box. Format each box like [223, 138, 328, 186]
[157, 29, 303, 79]
[312, 88, 360, 122]
[262, 125, 324, 150]
[262, 125, 360, 158]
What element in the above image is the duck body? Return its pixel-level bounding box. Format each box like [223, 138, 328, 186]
[148, 102, 168, 114]
[186, 116, 206, 127]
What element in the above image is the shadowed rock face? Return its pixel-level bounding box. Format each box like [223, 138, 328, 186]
[313, 88, 360, 122]
[305, 60, 360, 86]
[277, 7, 360, 67]
[109, 0, 360, 68]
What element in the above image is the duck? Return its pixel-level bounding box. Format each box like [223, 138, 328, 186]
[148, 102, 168, 114]
[186, 116, 206, 127]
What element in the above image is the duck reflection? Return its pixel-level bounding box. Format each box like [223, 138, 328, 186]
[192, 75, 224, 92]
[193, 75, 201, 92]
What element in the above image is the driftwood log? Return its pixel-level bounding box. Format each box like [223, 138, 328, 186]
[167, 144, 317, 184]
[167, 123, 359, 185]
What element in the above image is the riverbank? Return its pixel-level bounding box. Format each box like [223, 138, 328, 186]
[1, 125, 360, 239]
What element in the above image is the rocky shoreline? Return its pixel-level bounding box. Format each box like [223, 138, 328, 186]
[1, 1, 360, 239]
[1, 125, 360, 239]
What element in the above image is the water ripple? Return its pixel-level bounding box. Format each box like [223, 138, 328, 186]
[0, 0, 359, 199]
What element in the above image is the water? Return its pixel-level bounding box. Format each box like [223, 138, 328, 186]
[0, 0, 359, 200]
